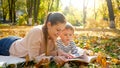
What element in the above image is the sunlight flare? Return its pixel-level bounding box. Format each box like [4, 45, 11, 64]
[61, 0, 102, 10]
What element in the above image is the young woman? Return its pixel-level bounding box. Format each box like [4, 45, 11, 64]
[0, 12, 74, 66]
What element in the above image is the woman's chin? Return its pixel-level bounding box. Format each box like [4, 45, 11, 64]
[51, 37, 57, 41]
[53, 37, 57, 41]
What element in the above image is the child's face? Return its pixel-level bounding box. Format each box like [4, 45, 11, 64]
[60, 29, 74, 45]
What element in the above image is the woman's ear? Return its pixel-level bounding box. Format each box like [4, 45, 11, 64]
[47, 22, 51, 28]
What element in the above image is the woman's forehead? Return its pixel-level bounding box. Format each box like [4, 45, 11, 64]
[55, 23, 65, 27]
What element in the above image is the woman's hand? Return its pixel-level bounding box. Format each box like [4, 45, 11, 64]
[35, 53, 51, 65]
[53, 56, 67, 66]
[62, 52, 75, 59]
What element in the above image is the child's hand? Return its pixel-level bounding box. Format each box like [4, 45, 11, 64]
[62, 53, 75, 59]
[58, 49, 74, 59]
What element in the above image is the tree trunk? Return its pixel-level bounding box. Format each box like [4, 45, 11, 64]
[106, 0, 116, 28]
[33, 0, 37, 24]
[28, 18, 33, 26]
[2, 8, 7, 22]
[49, 0, 54, 11]
[56, 0, 59, 11]
[12, 0, 16, 25]
[1, 0, 7, 22]
[83, 0, 87, 24]
[94, 0, 97, 20]
[8, 0, 12, 23]
[33, 0, 40, 25]
[47, 0, 50, 12]
[36, 0, 40, 24]
[26, 0, 33, 25]
[116, 0, 120, 10]
[47, 0, 54, 12]
[7, 0, 16, 24]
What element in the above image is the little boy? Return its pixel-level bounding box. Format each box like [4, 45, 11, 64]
[56, 22, 80, 56]
[56, 22, 87, 58]
[56, 22, 86, 68]
[56, 23, 97, 67]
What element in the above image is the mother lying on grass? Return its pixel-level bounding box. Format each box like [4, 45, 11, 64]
[0, 12, 74, 67]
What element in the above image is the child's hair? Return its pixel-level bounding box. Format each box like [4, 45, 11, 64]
[65, 22, 74, 33]
[42, 12, 66, 56]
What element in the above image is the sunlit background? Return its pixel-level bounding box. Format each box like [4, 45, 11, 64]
[57, 0, 119, 29]
[60, 0, 105, 26]
[61, 0, 101, 10]
[61, 0, 102, 17]
[0, 0, 120, 28]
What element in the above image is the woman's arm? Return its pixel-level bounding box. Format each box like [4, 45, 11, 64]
[25, 27, 42, 60]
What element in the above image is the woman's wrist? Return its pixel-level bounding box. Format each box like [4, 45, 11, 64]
[50, 56, 54, 62]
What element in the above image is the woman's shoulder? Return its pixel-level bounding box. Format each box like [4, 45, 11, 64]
[33, 25, 42, 29]
[30, 25, 43, 32]
[26, 25, 44, 37]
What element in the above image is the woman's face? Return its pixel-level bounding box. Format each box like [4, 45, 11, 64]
[47, 22, 66, 41]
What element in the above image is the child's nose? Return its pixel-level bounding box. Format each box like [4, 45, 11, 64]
[67, 35, 70, 37]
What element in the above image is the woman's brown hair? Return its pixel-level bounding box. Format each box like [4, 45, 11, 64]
[42, 12, 66, 56]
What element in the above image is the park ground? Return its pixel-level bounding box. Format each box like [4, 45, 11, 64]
[0, 26, 120, 68]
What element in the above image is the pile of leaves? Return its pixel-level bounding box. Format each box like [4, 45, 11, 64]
[0, 26, 120, 68]
[74, 34, 120, 68]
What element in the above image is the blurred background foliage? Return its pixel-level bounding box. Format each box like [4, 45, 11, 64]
[0, 0, 119, 29]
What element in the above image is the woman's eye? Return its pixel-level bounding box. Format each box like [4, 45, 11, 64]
[57, 29, 60, 31]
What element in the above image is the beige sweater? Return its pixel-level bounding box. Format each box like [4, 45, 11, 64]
[9, 25, 56, 60]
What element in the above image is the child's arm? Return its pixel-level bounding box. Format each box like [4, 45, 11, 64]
[70, 41, 80, 57]
[58, 49, 74, 59]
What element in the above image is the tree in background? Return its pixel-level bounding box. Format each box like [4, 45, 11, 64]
[106, 0, 116, 28]
[47, 0, 60, 12]
[63, 6, 82, 26]
[0, 0, 8, 22]
[83, 0, 88, 24]
[26, 0, 41, 25]
[0, 0, 119, 28]
[116, 0, 120, 10]
[0, 0, 61, 25]
[33, 0, 40, 25]
[26, 0, 33, 25]
[26, 0, 60, 25]
[47, 0, 54, 12]
[8, 0, 16, 25]
[113, 0, 120, 28]
[94, 0, 97, 20]
[56, 0, 60, 11]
